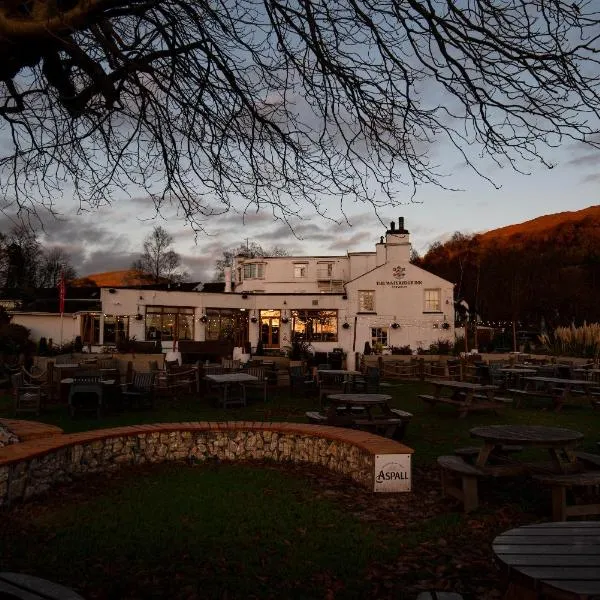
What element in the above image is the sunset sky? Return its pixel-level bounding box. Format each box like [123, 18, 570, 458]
[1, 136, 598, 284]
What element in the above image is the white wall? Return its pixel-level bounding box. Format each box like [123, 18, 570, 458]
[11, 313, 81, 346]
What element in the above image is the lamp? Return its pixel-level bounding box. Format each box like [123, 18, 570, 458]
[200, 315, 208, 323]
[242, 293, 248, 299]
[391, 322, 400, 329]
[342, 321, 351, 329]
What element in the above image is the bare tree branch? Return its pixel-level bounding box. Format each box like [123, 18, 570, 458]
[1, 0, 600, 230]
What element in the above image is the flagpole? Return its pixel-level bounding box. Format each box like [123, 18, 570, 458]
[58, 270, 65, 349]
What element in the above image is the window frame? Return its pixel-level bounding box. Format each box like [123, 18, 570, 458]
[371, 327, 388, 348]
[242, 262, 265, 279]
[145, 306, 195, 341]
[293, 262, 308, 278]
[358, 290, 375, 313]
[424, 288, 442, 313]
[291, 309, 338, 343]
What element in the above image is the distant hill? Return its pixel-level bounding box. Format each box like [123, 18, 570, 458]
[478, 205, 600, 246]
[415, 205, 600, 328]
[71, 270, 148, 287]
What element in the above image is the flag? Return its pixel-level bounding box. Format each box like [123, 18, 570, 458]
[58, 271, 66, 314]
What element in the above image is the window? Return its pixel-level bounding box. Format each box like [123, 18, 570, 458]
[358, 290, 375, 312]
[317, 262, 333, 278]
[424, 289, 441, 312]
[242, 263, 264, 279]
[103, 316, 129, 344]
[291, 309, 338, 342]
[294, 263, 308, 278]
[371, 327, 388, 348]
[204, 308, 248, 346]
[145, 306, 194, 341]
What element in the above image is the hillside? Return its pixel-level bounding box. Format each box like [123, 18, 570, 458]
[477, 205, 600, 245]
[71, 270, 148, 287]
[416, 205, 600, 327]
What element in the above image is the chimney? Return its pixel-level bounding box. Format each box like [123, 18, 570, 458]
[224, 267, 232, 293]
[390, 221, 396, 232]
[399, 217, 404, 230]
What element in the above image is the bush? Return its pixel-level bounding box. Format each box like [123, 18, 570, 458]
[0, 323, 35, 356]
[428, 339, 453, 355]
[390, 345, 412, 355]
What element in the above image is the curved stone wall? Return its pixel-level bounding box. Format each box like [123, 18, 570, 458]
[0, 422, 413, 507]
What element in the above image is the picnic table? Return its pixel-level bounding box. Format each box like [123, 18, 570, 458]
[325, 393, 406, 438]
[493, 521, 600, 600]
[421, 379, 509, 418]
[521, 376, 598, 411]
[204, 373, 258, 408]
[470, 425, 584, 473]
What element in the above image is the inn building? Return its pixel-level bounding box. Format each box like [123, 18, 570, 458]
[10, 218, 455, 358]
[96, 218, 455, 357]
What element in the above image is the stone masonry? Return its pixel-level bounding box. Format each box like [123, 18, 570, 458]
[0, 423, 413, 507]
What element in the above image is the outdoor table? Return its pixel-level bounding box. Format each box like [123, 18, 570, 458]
[325, 393, 399, 438]
[522, 376, 598, 411]
[499, 367, 537, 389]
[204, 373, 258, 408]
[317, 369, 362, 392]
[470, 424, 584, 473]
[423, 379, 504, 418]
[492, 521, 600, 600]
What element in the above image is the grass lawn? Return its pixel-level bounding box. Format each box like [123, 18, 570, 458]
[1, 381, 599, 598]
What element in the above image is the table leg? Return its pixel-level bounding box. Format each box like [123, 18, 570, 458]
[475, 443, 496, 468]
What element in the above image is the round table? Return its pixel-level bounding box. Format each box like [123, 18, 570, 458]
[471, 425, 584, 446]
[493, 521, 600, 599]
[470, 425, 584, 471]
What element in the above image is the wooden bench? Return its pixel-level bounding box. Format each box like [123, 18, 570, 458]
[533, 470, 600, 521]
[437, 455, 487, 512]
[416, 593, 464, 600]
[454, 445, 523, 464]
[305, 411, 327, 424]
[418, 394, 461, 406]
[353, 417, 403, 439]
[417, 591, 463, 600]
[506, 388, 553, 408]
[0, 572, 85, 599]
[389, 408, 413, 440]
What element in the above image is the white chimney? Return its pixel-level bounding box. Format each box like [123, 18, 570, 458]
[224, 267, 232, 293]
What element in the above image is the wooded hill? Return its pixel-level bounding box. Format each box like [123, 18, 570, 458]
[414, 206, 600, 328]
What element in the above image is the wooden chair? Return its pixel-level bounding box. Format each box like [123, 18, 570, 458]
[244, 366, 277, 403]
[122, 371, 156, 409]
[21, 365, 56, 404]
[353, 366, 381, 393]
[11, 373, 42, 416]
[289, 365, 316, 397]
[68, 374, 103, 418]
[222, 358, 241, 372]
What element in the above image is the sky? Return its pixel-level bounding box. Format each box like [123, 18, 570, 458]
[0, 137, 597, 285]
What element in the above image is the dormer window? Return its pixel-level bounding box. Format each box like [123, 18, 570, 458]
[243, 263, 264, 279]
[294, 262, 308, 278]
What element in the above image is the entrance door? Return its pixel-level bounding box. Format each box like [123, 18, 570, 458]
[260, 309, 281, 349]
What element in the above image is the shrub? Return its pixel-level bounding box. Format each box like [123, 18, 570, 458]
[539, 323, 600, 358]
[0, 323, 34, 356]
[390, 345, 412, 355]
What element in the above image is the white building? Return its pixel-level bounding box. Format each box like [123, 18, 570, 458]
[92, 218, 455, 358]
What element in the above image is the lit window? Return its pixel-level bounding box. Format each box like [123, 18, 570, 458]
[424, 289, 441, 312]
[291, 309, 338, 342]
[358, 290, 375, 312]
[145, 306, 194, 341]
[243, 263, 264, 279]
[294, 263, 307, 278]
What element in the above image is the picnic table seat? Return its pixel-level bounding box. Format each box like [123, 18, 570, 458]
[533, 470, 600, 521]
[305, 411, 327, 424]
[389, 408, 413, 439]
[417, 593, 464, 600]
[438, 455, 529, 512]
[454, 445, 523, 464]
[437, 455, 487, 513]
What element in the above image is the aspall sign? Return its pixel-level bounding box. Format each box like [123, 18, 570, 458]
[373, 453, 412, 493]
